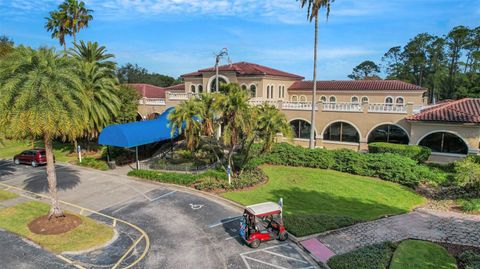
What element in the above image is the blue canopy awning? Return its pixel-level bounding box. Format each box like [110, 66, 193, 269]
[98, 107, 179, 148]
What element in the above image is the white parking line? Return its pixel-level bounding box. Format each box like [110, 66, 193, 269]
[208, 216, 242, 228]
[261, 250, 309, 264]
[243, 256, 289, 269]
[150, 190, 176, 202]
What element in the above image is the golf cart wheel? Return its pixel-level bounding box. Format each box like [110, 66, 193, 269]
[249, 239, 261, 249]
[31, 161, 37, 167]
[278, 231, 288, 241]
[14, 159, 20, 165]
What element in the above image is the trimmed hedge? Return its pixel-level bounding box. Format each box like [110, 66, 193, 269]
[78, 157, 109, 171]
[284, 215, 357, 237]
[253, 143, 444, 187]
[368, 142, 431, 163]
[327, 242, 397, 269]
[458, 250, 480, 269]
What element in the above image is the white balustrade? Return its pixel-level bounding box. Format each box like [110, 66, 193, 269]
[368, 103, 407, 113]
[167, 92, 198, 101]
[142, 98, 166, 106]
[322, 102, 363, 112]
[248, 99, 279, 107]
[281, 101, 315, 111]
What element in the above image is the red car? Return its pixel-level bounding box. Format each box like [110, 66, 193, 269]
[13, 149, 48, 167]
[239, 202, 288, 248]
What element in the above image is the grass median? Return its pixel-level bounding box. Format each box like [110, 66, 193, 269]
[0, 200, 114, 253]
[0, 189, 18, 201]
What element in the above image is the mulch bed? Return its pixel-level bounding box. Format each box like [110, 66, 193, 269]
[28, 214, 82, 235]
[439, 242, 480, 269]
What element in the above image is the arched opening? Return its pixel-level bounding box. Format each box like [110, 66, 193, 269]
[136, 113, 143, 122]
[323, 121, 360, 143]
[419, 132, 468, 155]
[290, 119, 314, 139]
[147, 113, 160, 120]
[396, 97, 404, 105]
[361, 96, 369, 103]
[351, 96, 359, 103]
[241, 84, 247, 90]
[250, 84, 257, 98]
[209, 76, 229, 92]
[291, 95, 298, 102]
[320, 96, 327, 103]
[198, 85, 203, 93]
[329, 96, 337, 103]
[385, 96, 393, 104]
[299, 95, 307, 102]
[368, 124, 409, 144]
[191, 84, 196, 93]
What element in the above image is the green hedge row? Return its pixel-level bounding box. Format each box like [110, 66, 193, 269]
[77, 157, 109, 171]
[368, 142, 431, 163]
[284, 215, 357, 237]
[327, 242, 397, 269]
[251, 143, 443, 187]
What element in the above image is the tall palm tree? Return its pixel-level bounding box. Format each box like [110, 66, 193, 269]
[197, 93, 224, 137]
[168, 98, 203, 152]
[60, 0, 93, 45]
[257, 104, 293, 153]
[299, 0, 334, 149]
[0, 47, 86, 218]
[77, 61, 121, 139]
[71, 41, 116, 70]
[45, 10, 71, 53]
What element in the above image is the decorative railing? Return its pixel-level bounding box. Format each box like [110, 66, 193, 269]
[322, 102, 363, 112]
[368, 103, 407, 113]
[140, 98, 166, 106]
[248, 99, 279, 107]
[167, 92, 199, 101]
[282, 101, 315, 111]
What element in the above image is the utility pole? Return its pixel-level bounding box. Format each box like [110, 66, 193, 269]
[214, 48, 229, 93]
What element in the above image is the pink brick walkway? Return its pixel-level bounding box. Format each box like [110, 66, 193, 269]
[300, 238, 335, 263]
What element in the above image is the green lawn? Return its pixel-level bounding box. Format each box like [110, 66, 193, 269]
[222, 165, 426, 221]
[0, 200, 114, 253]
[390, 240, 457, 269]
[0, 139, 76, 163]
[0, 189, 18, 202]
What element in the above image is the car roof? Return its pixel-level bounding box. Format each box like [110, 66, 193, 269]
[245, 202, 282, 216]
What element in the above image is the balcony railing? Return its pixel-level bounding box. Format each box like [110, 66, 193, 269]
[322, 102, 363, 112]
[282, 101, 315, 111]
[167, 92, 199, 101]
[368, 103, 407, 113]
[140, 98, 166, 106]
[248, 99, 279, 108]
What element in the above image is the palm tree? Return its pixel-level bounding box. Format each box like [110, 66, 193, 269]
[168, 98, 203, 152]
[60, 0, 93, 45]
[256, 104, 293, 153]
[45, 10, 71, 53]
[197, 93, 224, 137]
[71, 41, 116, 70]
[77, 61, 121, 139]
[299, 0, 334, 149]
[0, 47, 86, 218]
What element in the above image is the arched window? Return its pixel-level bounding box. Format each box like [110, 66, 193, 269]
[320, 96, 327, 103]
[210, 77, 228, 92]
[279, 85, 285, 99]
[385, 96, 393, 104]
[329, 96, 337, 103]
[198, 85, 203, 93]
[396, 97, 404, 104]
[419, 132, 468, 155]
[250, 84, 257, 97]
[266, 85, 271, 99]
[291, 95, 298, 102]
[323, 122, 360, 143]
[368, 124, 409, 144]
[299, 95, 307, 102]
[241, 84, 247, 90]
[290, 120, 313, 139]
[191, 84, 196, 93]
[351, 96, 359, 103]
[361, 96, 369, 103]
[270, 85, 275, 99]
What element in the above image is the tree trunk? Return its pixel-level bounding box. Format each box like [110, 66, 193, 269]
[45, 137, 64, 219]
[309, 16, 318, 149]
[73, 31, 77, 46]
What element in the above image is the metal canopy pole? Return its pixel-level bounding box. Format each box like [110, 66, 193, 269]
[135, 146, 139, 170]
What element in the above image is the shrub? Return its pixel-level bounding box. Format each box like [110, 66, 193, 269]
[368, 142, 431, 163]
[78, 157, 108, 171]
[284, 215, 357, 237]
[332, 149, 370, 175]
[458, 250, 480, 269]
[327, 242, 397, 269]
[454, 156, 480, 189]
[457, 198, 480, 212]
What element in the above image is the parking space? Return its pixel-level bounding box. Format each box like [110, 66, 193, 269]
[0, 161, 318, 269]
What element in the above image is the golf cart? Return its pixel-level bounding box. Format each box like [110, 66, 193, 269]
[239, 201, 288, 248]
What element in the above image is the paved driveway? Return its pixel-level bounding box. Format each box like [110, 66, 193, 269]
[0, 161, 317, 269]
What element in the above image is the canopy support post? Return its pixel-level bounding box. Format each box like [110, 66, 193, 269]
[106, 146, 110, 163]
[135, 146, 139, 170]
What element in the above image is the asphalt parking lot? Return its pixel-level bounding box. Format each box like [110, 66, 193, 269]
[0, 160, 318, 269]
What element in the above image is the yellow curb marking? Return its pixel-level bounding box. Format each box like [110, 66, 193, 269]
[0, 182, 150, 269]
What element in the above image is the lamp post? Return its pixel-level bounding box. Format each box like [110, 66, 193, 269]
[214, 48, 229, 93]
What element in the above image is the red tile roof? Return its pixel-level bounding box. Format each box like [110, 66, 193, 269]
[182, 62, 304, 79]
[165, 83, 185, 91]
[289, 80, 426, 91]
[128, 83, 166, 98]
[407, 98, 480, 124]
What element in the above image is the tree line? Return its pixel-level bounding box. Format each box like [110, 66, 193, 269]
[349, 25, 480, 102]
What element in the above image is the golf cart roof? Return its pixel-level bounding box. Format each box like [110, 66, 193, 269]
[245, 202, 282, 216]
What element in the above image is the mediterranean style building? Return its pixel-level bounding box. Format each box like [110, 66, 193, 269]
[132, 62, 480, 163]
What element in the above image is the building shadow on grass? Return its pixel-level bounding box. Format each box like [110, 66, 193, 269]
[23, 165, 81, 193]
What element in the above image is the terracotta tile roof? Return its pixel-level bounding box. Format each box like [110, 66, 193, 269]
[165, 83, 185, 91]
[128, 83, 166, 98]
[182, 62, 304, 79]
[407, 98, 480, 124]
[289, 80, 426, 91]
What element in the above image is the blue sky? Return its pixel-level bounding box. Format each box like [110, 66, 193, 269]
[1, 0, 479, 80]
